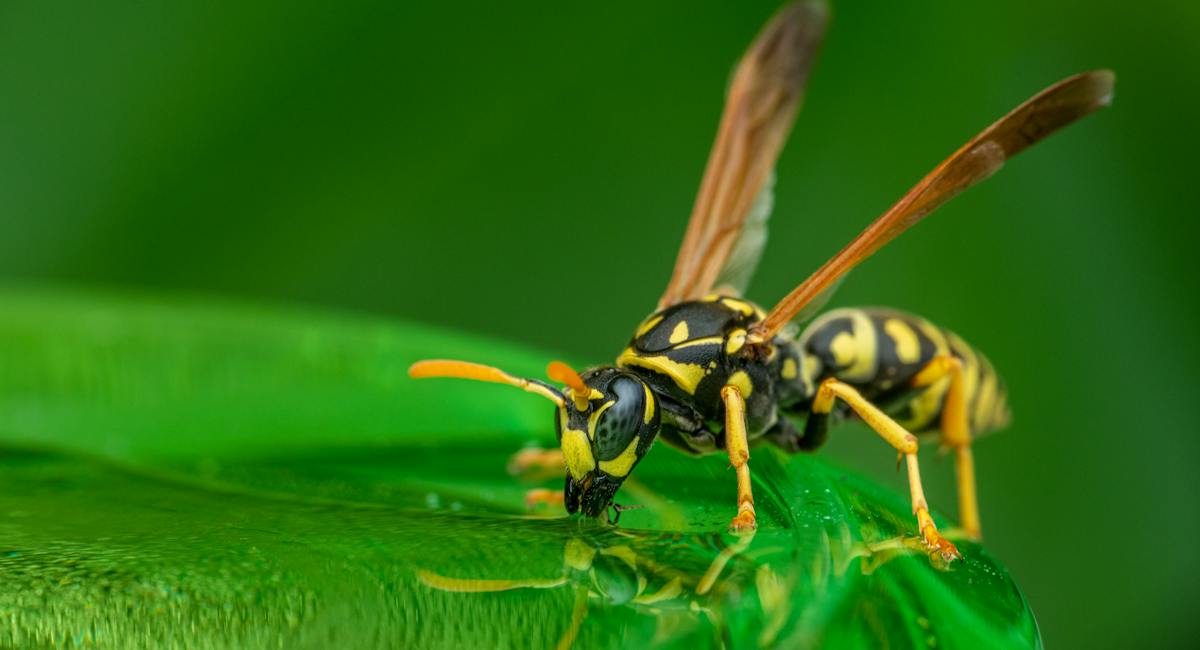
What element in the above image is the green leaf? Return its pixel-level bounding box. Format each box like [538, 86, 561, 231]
[0, 289, 1040, 649]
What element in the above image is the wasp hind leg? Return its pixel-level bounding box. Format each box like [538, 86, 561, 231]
[721, 385, 757, 533]
[912, 355, 982, 539]
[813, 378, 960, 561]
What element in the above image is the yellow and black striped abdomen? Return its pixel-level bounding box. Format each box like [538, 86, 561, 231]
[797, 307, 1011, 436]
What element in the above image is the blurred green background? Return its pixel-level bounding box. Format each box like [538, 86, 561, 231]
[1, 1, 1196, 648]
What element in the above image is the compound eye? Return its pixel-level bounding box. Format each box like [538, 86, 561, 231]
[593, 376, 644, 461]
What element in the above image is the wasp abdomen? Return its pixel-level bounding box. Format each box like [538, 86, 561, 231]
[797, 307, 1010, 436]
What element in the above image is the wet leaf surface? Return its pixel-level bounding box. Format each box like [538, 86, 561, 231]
[0, 290, 1040, 648]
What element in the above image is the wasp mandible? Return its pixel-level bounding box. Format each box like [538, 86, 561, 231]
[410, 1, 1114, 561]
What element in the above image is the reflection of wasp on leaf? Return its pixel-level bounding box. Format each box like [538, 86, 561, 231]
[750, 523, 965, 648]
[417, 520, 950, 648]
[418, 527, 756, 649]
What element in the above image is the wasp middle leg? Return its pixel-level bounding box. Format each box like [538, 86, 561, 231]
[508, 447, 569, 509]
[812, 378, 960, 560]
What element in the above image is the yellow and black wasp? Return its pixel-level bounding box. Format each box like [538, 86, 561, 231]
[410, 1, 1114, 560]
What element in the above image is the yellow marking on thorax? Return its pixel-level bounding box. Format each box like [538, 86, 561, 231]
[726, 328, 747, 355]
[617, 349, 707, 394]
[667, 336, 724, 350]
[635, 314, 664, 338]
[884, 318, 921, 364]
[718, 297, 766, 320]
[721, 298, 756, 317]
[642, 384, 655, 424]
[598, 436, 640, 477]
[561, 428, 595, 480]
[669, 321, 690, 344]
[781, 357, 797, 380]
[727, 370, 753, 397]
[721, 298, 753, 315]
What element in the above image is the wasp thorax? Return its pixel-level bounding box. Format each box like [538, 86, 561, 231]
[557, 367, 661, 517]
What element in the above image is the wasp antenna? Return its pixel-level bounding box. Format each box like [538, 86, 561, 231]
[547, 360, 591, 411]
[408, 359, 564, 407]
[417, 569, 568, 593]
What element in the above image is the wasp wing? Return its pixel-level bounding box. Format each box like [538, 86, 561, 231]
[757, 70, 1115, 337]
[710, 171, 774, 296]
[657, 1, 827, 309]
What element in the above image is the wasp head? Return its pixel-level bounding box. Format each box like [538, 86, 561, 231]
[553, 366, 660, 518]
[406, 358, 661, 520]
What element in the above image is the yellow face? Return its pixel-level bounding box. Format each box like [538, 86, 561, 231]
[559, 405, 596, 481]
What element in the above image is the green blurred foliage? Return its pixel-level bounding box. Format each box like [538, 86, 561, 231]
[0, 1, 1196, 648]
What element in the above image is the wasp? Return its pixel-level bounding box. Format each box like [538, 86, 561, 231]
[409, 1, 1113, 561]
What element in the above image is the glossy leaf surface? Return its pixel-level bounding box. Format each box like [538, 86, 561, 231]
[0, 290, 1040, 648]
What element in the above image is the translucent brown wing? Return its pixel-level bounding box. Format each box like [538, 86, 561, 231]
[657, 1, 828, 309]
[756, 70, 1115, 337]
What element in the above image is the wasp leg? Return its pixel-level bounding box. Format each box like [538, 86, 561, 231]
[762, 414, 827, 452]
[556, 586, 590, 650]
[799, 406, 831, 450]
[813, 378, 960, 561]
[912, 355, 981, 539]
[508, 447, 564, 478]
[720, 385, 757, 533]
[525, 487, 565, 509]
[696, 526, 756, 594]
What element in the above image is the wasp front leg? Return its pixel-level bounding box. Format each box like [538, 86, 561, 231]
[509, 447, 565, 478]
[812, 378, 960, 561]
[721, 385, 757, 533]
[507, 447, 568, 509]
